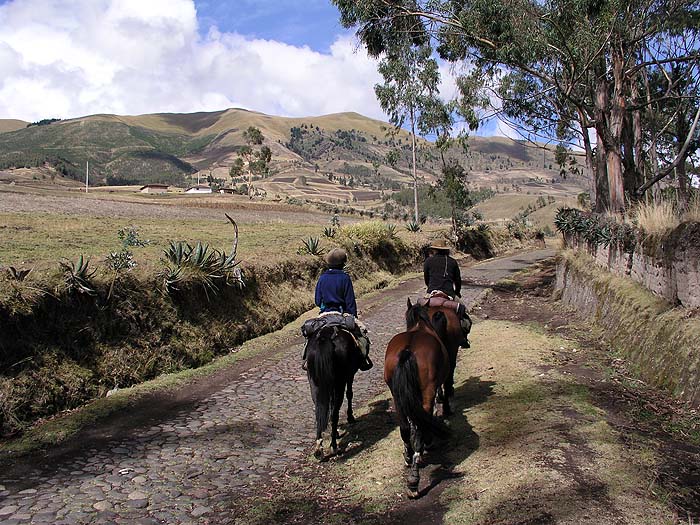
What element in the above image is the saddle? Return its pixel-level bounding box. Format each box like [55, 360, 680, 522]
[301, 312, 356, 338]
[418, 291, 465, 317]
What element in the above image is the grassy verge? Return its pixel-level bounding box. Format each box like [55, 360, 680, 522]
[335, 319, 675, 523]
[558, 249, 700, 405]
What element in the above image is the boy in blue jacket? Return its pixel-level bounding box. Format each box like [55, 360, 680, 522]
[303, 248, 372, 370]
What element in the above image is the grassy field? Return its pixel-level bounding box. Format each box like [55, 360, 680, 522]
[0, 185, 439, 276]
[0, 212, 322, 270]
[473, 193, 578, 230]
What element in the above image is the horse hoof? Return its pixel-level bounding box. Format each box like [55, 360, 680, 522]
[313, 448, 323, 461]
[406, 486, 420, 499]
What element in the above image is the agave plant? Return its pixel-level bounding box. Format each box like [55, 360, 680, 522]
[298, 236, 324, 256]
[161, 214, 245, 297]
[60, 255, 97, 296]
[385, 224, 397, 237]
[6, 267, 32, 282]
[405, 221, 421, 233]
[163, 240, 192, 266]
[323, 226, 336, 238]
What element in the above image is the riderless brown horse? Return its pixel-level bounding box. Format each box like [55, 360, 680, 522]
[418, 293, 472, 416]
[306, 326, 360, 460]
[384, 299, 451, 496]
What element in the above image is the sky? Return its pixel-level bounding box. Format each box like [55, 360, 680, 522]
[0, 0, 505, 136]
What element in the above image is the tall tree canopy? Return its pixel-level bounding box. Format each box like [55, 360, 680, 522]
[375, 41, 441, 222]
[334, 0, 700, 212]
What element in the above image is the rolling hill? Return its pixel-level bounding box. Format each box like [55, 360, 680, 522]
[0, 108, 587, 206]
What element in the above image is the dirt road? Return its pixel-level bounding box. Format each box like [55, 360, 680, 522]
[2, 248, 695, 524]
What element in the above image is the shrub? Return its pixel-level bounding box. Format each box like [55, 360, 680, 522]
[340, 221, 397, 251]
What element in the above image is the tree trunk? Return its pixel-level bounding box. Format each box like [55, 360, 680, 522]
[410, 108, 419, 223]
[593, 71, 611, 212]
[675, 109, 691, 209]
[622, 115, 640, 204]
[595, 131, 609, 212]
[643, 66, 661, 203]
[607, 49, 627, 212]
[606, 147, 625, 212]
[631, 78, 645, 180]
[578, 109, 595, 204]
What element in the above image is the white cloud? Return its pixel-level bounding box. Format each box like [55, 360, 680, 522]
[0, 0, 387, 121]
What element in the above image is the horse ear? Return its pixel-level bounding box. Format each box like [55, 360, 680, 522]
[407, 297, 412, 309]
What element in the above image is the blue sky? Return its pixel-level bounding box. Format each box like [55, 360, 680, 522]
[0, 0, 506, 137]
[195, 0, 344, 52]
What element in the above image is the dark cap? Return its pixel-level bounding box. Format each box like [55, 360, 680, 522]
[325, 248, 348, 268]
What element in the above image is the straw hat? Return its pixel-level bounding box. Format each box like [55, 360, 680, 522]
[325, 248, 348, 268]
[428, 239, 450, 251]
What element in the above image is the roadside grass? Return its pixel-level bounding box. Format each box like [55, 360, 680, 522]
[0, 269, 415, 458]
[337, 320, 675, 524]
[632, 199, 679, 237]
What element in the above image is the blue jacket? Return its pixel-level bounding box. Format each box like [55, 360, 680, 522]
[315, 269, 357, 317]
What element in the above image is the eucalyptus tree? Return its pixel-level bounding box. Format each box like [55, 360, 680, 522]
[334, 0, 700, 212]
[233, 126, 271, 199]
[375, 40, 441, 222]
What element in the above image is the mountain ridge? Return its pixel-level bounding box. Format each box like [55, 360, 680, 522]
[0, 108, 584, 201]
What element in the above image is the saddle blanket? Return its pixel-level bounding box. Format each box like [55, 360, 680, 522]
[418, 295, 464, 316]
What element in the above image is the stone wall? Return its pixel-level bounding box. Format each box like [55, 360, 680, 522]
[556, 250, 700, 406]
[564, 222, 700, 309]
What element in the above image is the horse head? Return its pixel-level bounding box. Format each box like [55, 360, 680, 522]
[405, 298, 432, 331]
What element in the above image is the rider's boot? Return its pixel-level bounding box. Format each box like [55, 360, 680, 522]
[357, 336, 373, 371]
[301, 340, 309, 370]
[359, 354, 373, 371]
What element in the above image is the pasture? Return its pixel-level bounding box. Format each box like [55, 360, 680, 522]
[0, 184, 416, 275]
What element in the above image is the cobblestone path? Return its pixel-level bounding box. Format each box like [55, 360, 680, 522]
[0, 250, 554, 524]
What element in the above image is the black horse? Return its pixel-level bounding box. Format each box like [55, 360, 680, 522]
[306, 325, 361, 459]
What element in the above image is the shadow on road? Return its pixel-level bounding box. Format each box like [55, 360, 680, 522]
[336, 375, 495, 500]
[374, 375, 496, 524]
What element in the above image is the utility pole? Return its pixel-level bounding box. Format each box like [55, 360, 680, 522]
[85, 160, 89, 193]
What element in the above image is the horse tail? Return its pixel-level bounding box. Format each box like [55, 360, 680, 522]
[391, 348, 449, 440]
[307, 326, 336, 434]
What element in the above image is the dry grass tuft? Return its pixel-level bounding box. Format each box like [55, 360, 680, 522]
[682, 193, 700, 223]
[631, 199, 679, 235]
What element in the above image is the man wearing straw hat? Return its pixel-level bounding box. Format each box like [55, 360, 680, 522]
[424, 239, 472, 347]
